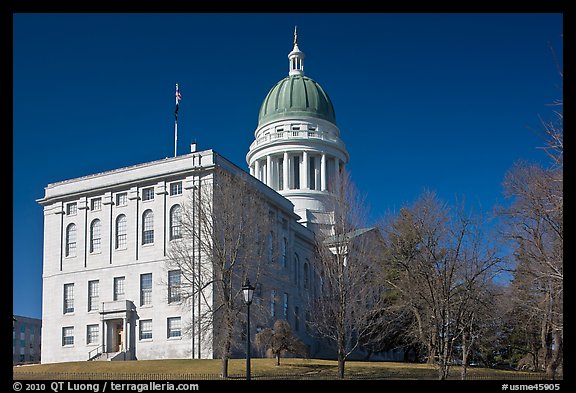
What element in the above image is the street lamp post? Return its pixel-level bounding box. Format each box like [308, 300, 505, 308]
[242, 279, 255, 381]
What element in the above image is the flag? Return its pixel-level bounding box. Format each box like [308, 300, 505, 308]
[175, 83, 182, 120]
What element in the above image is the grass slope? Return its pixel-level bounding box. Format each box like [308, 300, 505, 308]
[13, 358, 543, 380]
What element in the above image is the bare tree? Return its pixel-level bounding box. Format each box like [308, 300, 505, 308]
[307, 170, 386, 379]
[498, 162, 563, 378]
[167, 168, 274, 378]
[255, 319, 307, 366]
[381, 191, 503, 379]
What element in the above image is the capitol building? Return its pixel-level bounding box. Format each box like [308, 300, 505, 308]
[38, 30, 353, 363]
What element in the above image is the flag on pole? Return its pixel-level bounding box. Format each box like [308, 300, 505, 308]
[175, 83, 182, 120]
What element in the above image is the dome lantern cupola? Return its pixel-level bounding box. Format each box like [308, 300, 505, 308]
[288, 26, 305, 76]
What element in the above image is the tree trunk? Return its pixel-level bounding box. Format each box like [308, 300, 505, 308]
[338, 356, 346, 379]
[220, 356, 229, 379]
[461, 333, 468, 380]
[546, 329, 562, 379]
[276, 352, 281, 366]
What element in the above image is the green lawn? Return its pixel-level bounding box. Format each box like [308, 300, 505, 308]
[13, 358, 545, 380]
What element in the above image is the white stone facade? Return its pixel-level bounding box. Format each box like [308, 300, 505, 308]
[38, 150, 318, 363]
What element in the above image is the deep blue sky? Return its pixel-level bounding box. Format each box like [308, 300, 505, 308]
[13, 13, 562, 319]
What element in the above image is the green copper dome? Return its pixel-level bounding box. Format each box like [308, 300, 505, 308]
[258, 75, 336, 127]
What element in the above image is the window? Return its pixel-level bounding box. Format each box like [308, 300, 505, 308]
[283, 293, 289, 321]
[142, 210, 154, 244]
[88, 280, 99, 311]
[142, 187, 155, 201]
[292, 156, 300, 189]
[87, 325, 99, 345]
[116, 215, 127, 250]
[170, 182, 182, 196]
[295, 306, 300, 331]
[114, 277, 125, 301]
[281, 238, 287, 268]
[303, 260, 309, 289]
[116, 193, 127, 207]
[139, 320, 152, 340]
[65, 224, 77, 257]
[91, 198, 102, 211]
[270, 289, 275, 318]
[63, 283, 74, 314]
[309, 156, 316, 190]
[255, 283, 262, 306]
[66, 202, 77, 216]
[62, 327, 74, 346]
[140, 273, 152, 306]
[294, 253, 300, 287]
[167, 317, 182, 338]
[279, 158, 284, 190]
[90, 219, 101, 253]
[268, 232, 274, 263]
[170, 205, 182, 240]
[168, 270, 181, 303]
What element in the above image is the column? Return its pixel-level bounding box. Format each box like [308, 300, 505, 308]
[266, 155, 272, 188]
[101, 318, 106, 353]
[321, 153, 327, 191]
[249, 164, 254, 176]
[334, 158, 340, 191]
[123, 317, 128, 352]
[302, 151, 309, 190]
[254, 160, 261, 181]
[283, 152, 289, 191]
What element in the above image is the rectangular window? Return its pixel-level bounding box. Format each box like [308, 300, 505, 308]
[114, 276, 125, 301]
[142, 187, 155, 201]
[292, 156, 300, 189]
[278, 158, 284, 190]
[139, 319, 152, 340]
[167, 317, 182, 338]
[116, 193, 127, 207]
[283, 293, 289, 321]
[270, 289, 276, 318]
[62, 327, 74, 346]
[140, 273, 152, 306]
[88, 280, 99, 311]
[63, 283, 74, 314]
[255, 283, 262, 306]
[66, 202, 77, 216]
[170, 182, 182, 196]
[87, 325, 99, 345]
[294, 306, 300, 331]
[91, 198, 102, 211]
[309, 156, 316, 190]
[168, 270, 181, 303]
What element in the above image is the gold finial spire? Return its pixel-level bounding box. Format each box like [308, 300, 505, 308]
[294, 25, 298, 46]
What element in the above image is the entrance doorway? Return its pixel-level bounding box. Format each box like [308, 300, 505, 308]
[115, 323, 124, 352]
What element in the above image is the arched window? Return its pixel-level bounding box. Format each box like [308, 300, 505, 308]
[142, 210, 154, 245]
[303, 259, 309, 289]
[282, 237, 287, 268]
[116, 214, 127, 250]
[90, 219, 101, 253]
[170, 205, 182, 240]
[65, 223, 76, 257]
[294, 253, 300, 287]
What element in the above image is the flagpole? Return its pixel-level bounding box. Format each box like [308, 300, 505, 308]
[174, 83, 181, 157]
[174, 118, 178, 157]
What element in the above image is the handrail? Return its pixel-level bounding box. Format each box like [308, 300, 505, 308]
[88, 345, 104, 361]
[250, 130, 342, 150]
